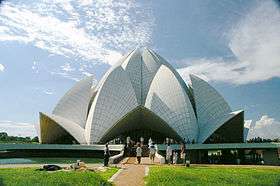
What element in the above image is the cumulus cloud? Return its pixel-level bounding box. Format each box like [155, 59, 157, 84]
[43, 90, 53, 95]
[0, 120, 37, 137]
[0, 63, 4, 72]
[178, 1, 280, 85]
[0, 1, 153, 64]
[0, 0, 154, 80]
[247, 115, 280, 139]
[61, 63, 75, 72]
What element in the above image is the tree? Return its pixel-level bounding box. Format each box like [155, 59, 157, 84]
[31, 136, 39, 142]
[0, 132, 8, 141]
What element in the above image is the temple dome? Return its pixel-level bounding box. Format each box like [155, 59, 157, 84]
[39, 48, 244, 144]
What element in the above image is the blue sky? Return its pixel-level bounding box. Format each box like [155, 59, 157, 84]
[0, 0, 279, 139]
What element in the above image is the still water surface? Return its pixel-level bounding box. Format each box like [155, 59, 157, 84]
[0, 157, 102, 164]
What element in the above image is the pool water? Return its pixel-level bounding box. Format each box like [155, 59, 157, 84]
[0, 157, 103, 164]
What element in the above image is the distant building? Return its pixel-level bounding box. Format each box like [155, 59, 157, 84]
[39, 48, 244, 145]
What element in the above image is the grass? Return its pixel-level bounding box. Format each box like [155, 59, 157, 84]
[0, 167, 118, 186]
[145, 165, 280, 186]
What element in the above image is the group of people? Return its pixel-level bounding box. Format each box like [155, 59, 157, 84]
[165, 142, 188, 166]
[104, 137, 189, 167]
[129, 138, 189, 165]
[135, 140, 156, 164]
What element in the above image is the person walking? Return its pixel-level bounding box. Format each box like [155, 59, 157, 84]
[104, 143, 110, 167]
[180, 141, 186, 165]
[136, 143, 142, 164]
[149, 143, 156, 163]
[166, 143, 172, 165]
[173, 151, 178, 164]
[172, 150, 178, 164]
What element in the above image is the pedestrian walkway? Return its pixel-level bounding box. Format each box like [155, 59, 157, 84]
[112, 157, 160, 186]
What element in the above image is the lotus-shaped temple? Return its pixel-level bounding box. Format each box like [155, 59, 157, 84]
[39, 48, 244, 144]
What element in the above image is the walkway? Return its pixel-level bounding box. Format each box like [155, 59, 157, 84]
[113, 157, 160, 186]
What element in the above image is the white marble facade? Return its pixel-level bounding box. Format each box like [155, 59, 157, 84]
[39, 48, 243, 144]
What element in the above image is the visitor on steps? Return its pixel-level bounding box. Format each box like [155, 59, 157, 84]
[166, 143, 172, 165]
[104, 143, 110, 167]
[136, 143, 142, 164]
[149, 143, 156, 163]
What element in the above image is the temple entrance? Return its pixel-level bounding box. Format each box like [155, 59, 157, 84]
[204, 111, 244, 144]
[120, 129, 167, 144]
[99, 106, 183, 144]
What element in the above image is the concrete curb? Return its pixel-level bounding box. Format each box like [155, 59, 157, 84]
[144, 166, 149, 176]
[109, 150, 124, 164]
[108, 168, 123, 182]
[155, 152, 165, 164]
[120, 157, 129, 164]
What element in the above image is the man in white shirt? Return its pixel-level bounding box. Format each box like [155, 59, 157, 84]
[136, 143, 142, 164]
[166, 143, 172, 165]
[149, 143, 156, 163]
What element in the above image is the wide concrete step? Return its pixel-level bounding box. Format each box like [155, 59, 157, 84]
[127, 145, 150, 157]
[125, 157, 160, 165]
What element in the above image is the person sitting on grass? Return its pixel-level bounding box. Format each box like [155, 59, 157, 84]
[166, 143, 172, 165]
[136, 142, 142, 164]
[104, 143, 110, 167]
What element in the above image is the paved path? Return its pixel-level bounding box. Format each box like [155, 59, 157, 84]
[113, 157, 160, 186]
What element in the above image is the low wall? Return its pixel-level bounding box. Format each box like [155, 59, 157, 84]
[0, 144, 124, 158]
[109, 150, 124, 164]
[155, 152, 165, 164]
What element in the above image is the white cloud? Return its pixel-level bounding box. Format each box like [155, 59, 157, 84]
[78, 0, 93, 6]
[0, 0, 154, 80]
[178, 1, 280, 85]
[31, 60, 39, 73]
[82, 71, 93, 77]
[0, 1, 153, 64]
[43, 90, 53, 95]
[247, 115, 280, 139]
[0, 63, 4, 72]
[61, 63, 75, 72]
[0, 120, 37, 137]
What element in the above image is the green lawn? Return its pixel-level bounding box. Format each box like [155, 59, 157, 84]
[146, 165, 280, 186]
[0, 167, 118, 186]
